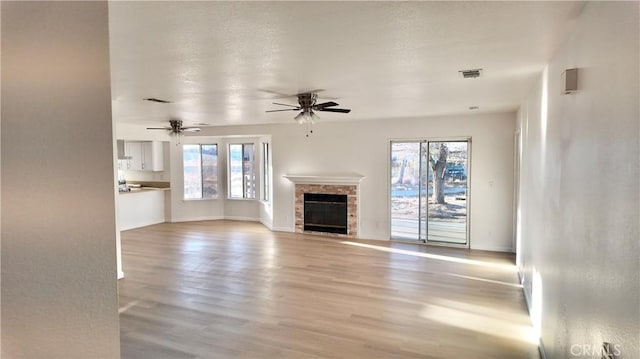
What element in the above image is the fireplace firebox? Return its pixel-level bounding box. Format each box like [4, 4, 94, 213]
[303, 193, 348, 234]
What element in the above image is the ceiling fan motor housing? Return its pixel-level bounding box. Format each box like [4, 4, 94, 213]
[170, 119, 183, 132]
[298, 93, 317, 108]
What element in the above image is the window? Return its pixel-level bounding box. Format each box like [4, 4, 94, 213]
[262, 142, 270, 202]
[229, 143, 255, 199]
[183, 144, 218, 199]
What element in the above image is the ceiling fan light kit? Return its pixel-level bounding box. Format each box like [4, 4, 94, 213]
[266, 92, 351, 137]
[294, 110, 319, 124]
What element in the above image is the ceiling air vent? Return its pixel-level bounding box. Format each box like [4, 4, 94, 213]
[459, 68, 483, 79]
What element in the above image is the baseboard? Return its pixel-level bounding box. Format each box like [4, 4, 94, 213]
[165, 216, 286, 232]
[120, 218, 165, 231]
[259, 219, 273, 230]
[224, 216, 260, 222]
[271, 226, 295, 233]
[539, 338, 548, 359]
[171, 216, 265, 224]
[520, 270, 532, 309]
[470, 244, 514, 253]
[519, 269, 547, 359]
[171, 216, 224, 223]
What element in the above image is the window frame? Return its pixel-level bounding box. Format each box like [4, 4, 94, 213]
[262, 142, 270, 202]
[182, 143, 219, 201]
[227, 143, 256, 200]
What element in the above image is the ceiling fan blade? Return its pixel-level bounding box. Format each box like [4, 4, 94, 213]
[314, 101, 339, 108]
[257, 89, 297, 99]
[146, 127, 171, 130]
[183, 128, 201, 132]
[266, 109, 299, 113]
[272, 102, 300, 108]
[316, 108, 351, 113]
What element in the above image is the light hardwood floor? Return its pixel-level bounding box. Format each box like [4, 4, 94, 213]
[119, 220, 539, 359]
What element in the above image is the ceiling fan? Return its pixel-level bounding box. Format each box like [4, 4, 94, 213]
[147, 119, 201, 144]
[266, 92, 351, 124]
[146, 119, 201, 135]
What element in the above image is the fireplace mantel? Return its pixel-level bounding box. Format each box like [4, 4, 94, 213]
[283, 174, 364, 185]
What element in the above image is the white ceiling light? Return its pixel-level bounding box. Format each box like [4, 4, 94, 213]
[294, 110, 320, 124]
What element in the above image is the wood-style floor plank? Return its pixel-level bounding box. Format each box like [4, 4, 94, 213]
[119, 220, 539, 359]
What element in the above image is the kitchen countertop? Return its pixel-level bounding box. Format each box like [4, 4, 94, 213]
[118, 181, 170, 194]
[119, 187, 171, 194]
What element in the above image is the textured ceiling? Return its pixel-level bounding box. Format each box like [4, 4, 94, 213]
[108, 1, 584, 127]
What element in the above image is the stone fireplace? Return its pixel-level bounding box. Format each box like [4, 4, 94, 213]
[284, 175, 364, 238]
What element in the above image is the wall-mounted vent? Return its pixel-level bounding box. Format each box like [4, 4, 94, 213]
[459, 69, 483, 79]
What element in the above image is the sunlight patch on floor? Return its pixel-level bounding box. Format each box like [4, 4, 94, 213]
[445, 273, 523, 288]
[420, 300, 538, 345]
[119, 300, 141, 314]
[340, 241, 516, 271]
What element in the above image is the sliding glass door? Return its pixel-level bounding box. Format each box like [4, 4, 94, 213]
[391, 140, 470, 246]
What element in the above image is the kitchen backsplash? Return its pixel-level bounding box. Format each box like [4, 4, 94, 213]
[120, 167, 170, 182]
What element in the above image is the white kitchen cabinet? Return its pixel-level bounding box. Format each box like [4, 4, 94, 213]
[142, 141, 164, 171]
[118, 189, 168, 230]
[126, 142, 143, 170]
[124, 141, 164, 171]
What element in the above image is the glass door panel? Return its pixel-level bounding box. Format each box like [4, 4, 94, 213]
[390, 142, 422, 241]
[425, 141, 469, 245]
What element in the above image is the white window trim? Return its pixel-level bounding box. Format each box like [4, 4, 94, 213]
[262, 142, 270, 202]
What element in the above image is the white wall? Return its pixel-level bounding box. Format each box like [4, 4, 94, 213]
[116, 122, 173, 142]
[196, 112, 516, 251]
[1, 2, 120, 357]
[517, 2, 639, 358]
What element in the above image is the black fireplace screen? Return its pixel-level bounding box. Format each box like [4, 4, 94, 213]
[304, 193, 348, 234]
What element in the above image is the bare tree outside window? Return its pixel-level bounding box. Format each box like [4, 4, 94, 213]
[428, 143, 449, 204]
